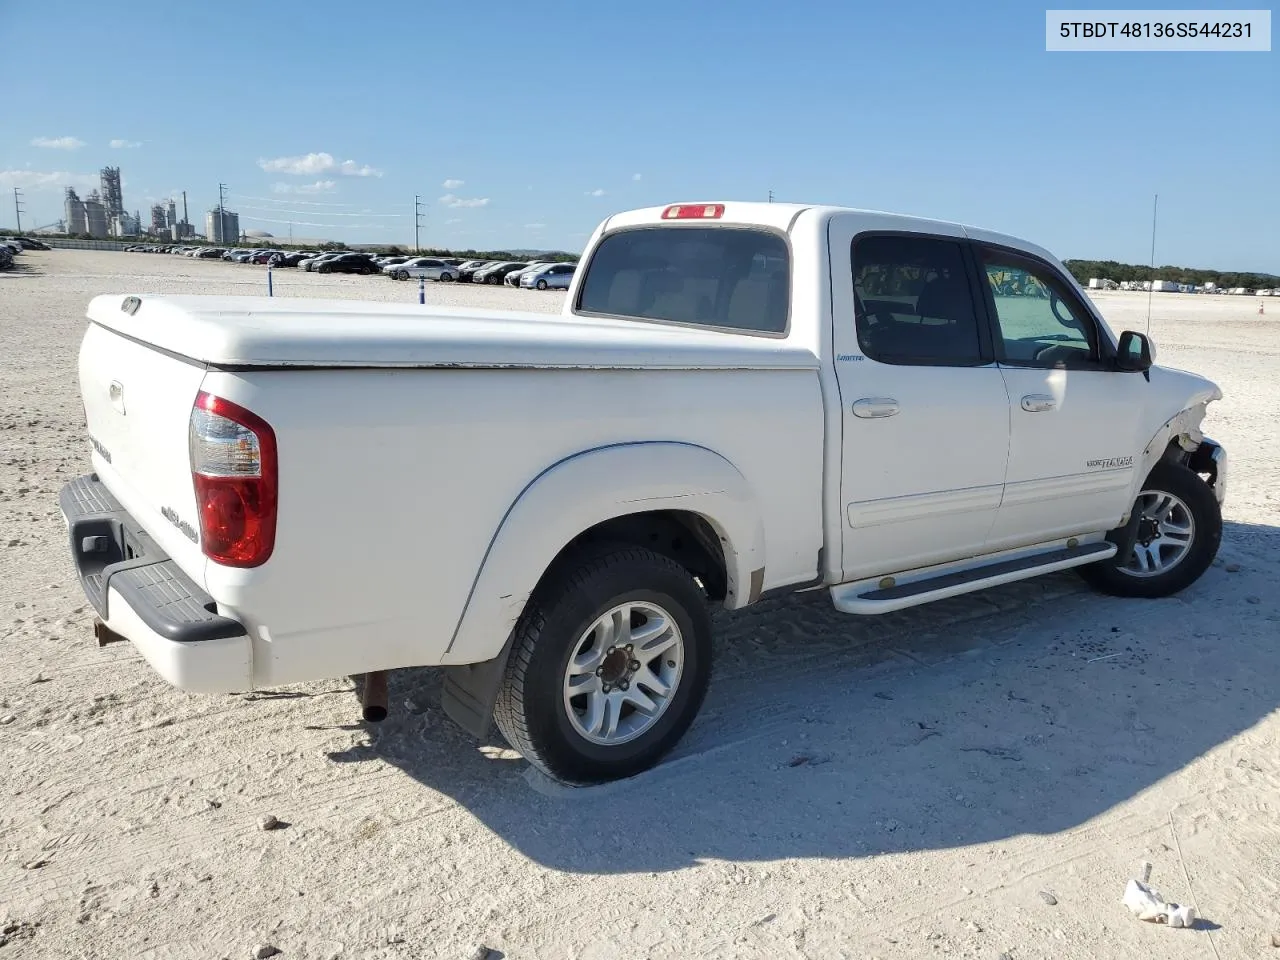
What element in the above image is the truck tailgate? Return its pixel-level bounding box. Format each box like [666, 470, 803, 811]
[79, 321, 210, 585]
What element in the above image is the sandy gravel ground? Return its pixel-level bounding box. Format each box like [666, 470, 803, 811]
[1, 250, 1278, 960]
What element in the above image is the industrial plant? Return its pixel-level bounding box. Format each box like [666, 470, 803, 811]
[61, 166, 196, 240]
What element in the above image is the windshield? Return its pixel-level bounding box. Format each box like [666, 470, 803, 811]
[576, 226, 789, 334]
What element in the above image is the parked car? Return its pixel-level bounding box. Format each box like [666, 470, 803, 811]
[315, 253, 381, 275]
[377, 256, 412, 268]
[474, 261, 528, 285]
[298, 253, 343, 272]
[249, 250, 281, 265]
[386, 257, 457, 281]
[269, 252, 314, 268]
[456, 260, 494, 283]
[60, 200, 1228, 786]
[504, 262, 553, 287]
[12, 236, 51, 250]
[520, 262, 576, 290]
[195, 248, 225, 259]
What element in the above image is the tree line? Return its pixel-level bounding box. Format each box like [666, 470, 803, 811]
[1063, 258, 1278, 290]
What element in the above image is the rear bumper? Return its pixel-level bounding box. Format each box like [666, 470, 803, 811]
[59, 475, 252, 693]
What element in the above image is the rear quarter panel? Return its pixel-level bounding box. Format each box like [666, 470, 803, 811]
[198, 366, 824, 687]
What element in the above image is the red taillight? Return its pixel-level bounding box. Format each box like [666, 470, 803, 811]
[189, 391, 277, 567]
[661, 203, 725, 220]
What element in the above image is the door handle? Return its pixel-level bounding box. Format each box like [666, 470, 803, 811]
[1021, 394, 1056, 413]
[852, 398, 900, 419]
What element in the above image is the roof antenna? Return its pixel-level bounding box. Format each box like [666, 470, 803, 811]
[1145, 193, 1158, 336]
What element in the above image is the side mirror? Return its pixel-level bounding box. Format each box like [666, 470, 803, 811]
[1115, 330, 1154, 374]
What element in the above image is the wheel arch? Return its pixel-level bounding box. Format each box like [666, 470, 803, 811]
[442, 441, 765, 667]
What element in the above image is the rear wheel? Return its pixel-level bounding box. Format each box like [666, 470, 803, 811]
[441, 272, 454, 282]
[1077, 461, 1221, 598]
[395, 269, 408, 281]
[493, 544, 712, 785]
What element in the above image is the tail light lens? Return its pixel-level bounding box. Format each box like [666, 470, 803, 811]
[189, 391, 277, 567]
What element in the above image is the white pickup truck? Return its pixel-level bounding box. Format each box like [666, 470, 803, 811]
[61, 201, 1227, 785]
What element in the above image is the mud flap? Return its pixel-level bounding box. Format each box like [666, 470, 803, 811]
[440, 633, 515, 740]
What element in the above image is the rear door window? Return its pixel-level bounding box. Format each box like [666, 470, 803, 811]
[576, 227, 789, 334]
[852, 234, 986, 366]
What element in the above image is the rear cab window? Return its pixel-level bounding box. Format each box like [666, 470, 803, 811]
[575, 227, 790, 335]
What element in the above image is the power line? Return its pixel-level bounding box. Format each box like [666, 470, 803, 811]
[228, 193, 360, 208]
[234, 203, 403, 218]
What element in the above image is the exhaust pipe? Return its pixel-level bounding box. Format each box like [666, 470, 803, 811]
[360, 670, 389, 723]
[93, 620, 126, 647]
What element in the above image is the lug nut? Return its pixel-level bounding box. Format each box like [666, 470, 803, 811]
[595, 667, 603, 677]
[629, 660, 641, 671]
[619, 680, 630, 691]
[601, 683, 611, 693]
[607, 646, 615, 655]
[625, 644, 633, 653]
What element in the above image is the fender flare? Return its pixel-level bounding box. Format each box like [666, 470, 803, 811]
[441, 441, 765, 666]
[1122, 402, 1212, 522]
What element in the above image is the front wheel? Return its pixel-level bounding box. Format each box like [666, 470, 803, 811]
[536, 279, 548, 290]
[493, 544, 712, 785]
[1077, 461, 1222, 598]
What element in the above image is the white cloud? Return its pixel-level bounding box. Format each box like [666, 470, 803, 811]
[0, 169, 97, 192]
[442, 178, 465, 189]
[444, 218, 462, 225]
[31, 136, 84, 150]
[632, 173, 642, 181]
[338, 160, 382, 178]
[586, 188, 606, 197]
[524, 223, 546, 230]
[258, 152, 382, 177]
[109, 139, 142, 149]
[271, 180, 337, 195]
[439, 193, 490, 209]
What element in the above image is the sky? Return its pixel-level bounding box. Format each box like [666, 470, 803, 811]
[1, 0, 1276, 270]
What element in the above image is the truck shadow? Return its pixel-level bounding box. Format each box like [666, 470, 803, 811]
[337, 519, 1279, 875]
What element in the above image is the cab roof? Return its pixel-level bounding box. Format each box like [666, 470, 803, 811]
[600, 201, 1065, 270]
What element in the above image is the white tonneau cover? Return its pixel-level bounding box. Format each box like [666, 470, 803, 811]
[86, 295, 819, 370]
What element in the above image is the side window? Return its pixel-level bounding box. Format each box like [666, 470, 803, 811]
[852, 235, 984, 366]
[979, 252, 1099, 368]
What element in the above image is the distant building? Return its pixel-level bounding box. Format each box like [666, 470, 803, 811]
[110, 212, 141, 237]
[100, 167, 124, 220]
[64, 187, 87, 235]
[167, 199, 178, 228]
[83, 191, 109, 238]
[150, 203, 168, 235]
[170, 222, 195, 240]
[206, 208, 240, 243]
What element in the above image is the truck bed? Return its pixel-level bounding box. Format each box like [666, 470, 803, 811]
[87, 295, 821, 370]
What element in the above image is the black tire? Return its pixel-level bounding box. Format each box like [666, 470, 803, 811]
[360, 266, 372, 275]
[536, 279, 548, 290]
[493, 544, 712, 785]
[317, 264, 330, 274]
[487, 275, 499, 285]
[395, 269, 408, 281]
[1077, 461, 1221, 598]
[441, 272, 454, 282]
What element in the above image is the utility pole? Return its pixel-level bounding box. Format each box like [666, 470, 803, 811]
[414, 195, 426, 252]
[767, 189, 774, 203]
[13, 188, 23, 233]
[217, 182, 227, 243]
